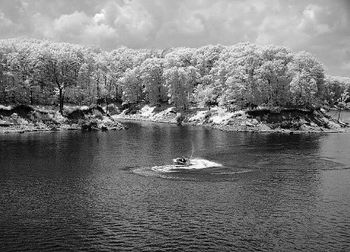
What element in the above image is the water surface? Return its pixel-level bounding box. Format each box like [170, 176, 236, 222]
[1, 121, 350, 251]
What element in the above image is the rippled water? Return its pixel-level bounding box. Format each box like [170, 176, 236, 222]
[1, 121, 350, 251]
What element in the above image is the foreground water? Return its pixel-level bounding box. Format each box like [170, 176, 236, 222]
[1, 120, 350, 251]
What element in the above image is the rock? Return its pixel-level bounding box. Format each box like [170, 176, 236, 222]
[0, 105, 12, 111]
[12, 105, 34, 117]
[53, 112, 67, 124]
[31, 111, 44, 122]
[115, 122, 127, 130]
[259, 124, 271, 131]
[102, 116, 113, 124]
[81, 120, 98, 131]
[40, 112, 54, 121]
[50, 126, 60, 131]
[106, 104, 120, 115]
[188, 110, 209, 123]
[245, 121, 254, 127]
[17, 117, 29, 125]
[68, 124, 80, 130]
[0, 120, 14, 127]
[168, 107, 177, 114]
[81, 123, 90, 131]
[175, 112, 185, 126]
[232, 110, 244, 118]
[299, 119, 308, 125]
[11, 113, 18, 120]
[34, 122, 48, 130]
[67, 109, 86, 120]
[223, 120, 231, 126]
[100, 124, 108, 131]
[327, 121, 341, 129]
[251, 119, 259, 125]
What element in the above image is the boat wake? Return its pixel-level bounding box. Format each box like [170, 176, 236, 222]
[132, 158, 223, 179]
[152, 158, 222, 173]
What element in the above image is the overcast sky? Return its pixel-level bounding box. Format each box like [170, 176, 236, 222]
[0, 0, 349, 76]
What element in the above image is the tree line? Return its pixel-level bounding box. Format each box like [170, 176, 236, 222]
[0, 38, 349, 114]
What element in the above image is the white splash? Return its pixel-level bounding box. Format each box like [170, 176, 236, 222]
[151, 158, 222, 173]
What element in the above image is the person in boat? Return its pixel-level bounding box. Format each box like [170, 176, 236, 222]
[173, 156, 191, 166]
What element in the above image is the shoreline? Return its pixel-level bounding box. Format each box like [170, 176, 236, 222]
[0, 104, 126, 134]
[114, 105, 350, 134]
[1, 104, 349, 134]
[0, 125, 126, 134]
[115, 115, 347, 134]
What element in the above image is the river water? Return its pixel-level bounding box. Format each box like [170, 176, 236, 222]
[1, 119, 350, 251]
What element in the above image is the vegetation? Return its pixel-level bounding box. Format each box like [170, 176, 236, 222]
[1, 39, 349, 115]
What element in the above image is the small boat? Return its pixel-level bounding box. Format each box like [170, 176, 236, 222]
[173, 156, 191, 166]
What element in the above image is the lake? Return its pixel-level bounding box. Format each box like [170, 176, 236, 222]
[1, 120, 350, 251]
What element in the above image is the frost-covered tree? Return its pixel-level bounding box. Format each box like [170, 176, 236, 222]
[288, 51, 325, 107]
[194, 83, 218, 109]
[39, 43, 84, 114]
[256, 45, 293, 106]
[323, 75, 350, 106]
[163, 66, 198, 110]
[0, 38, 332, 111]
[6, 45, 40, 104]
[139, 57, 167, 105]
[120, 67, 142, 105]
[193, 45, 224, 76]
[164, 47, 196, 68]
[212, 43, 263, 107]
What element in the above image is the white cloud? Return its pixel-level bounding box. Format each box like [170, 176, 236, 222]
[53, 11, 91, 35]
[298, 5, 331, 35]
[0, 11, 15, 31]
[39, 11, 119, 48]
[93, 12, 105, 24]
[113, 2, 155, 42]
[179, 15, 205, 34]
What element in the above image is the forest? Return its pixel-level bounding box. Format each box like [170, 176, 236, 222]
[0, 38, 349, 114]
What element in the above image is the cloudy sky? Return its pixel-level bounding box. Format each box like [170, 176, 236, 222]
[0, 0, 349, 76]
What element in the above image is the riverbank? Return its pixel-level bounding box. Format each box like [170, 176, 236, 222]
[114, 105, 349, 133]
[0, 105, 126, 134]
[1, 104, 348, 134]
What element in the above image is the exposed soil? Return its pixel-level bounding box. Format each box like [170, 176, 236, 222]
[114, 105, 349, 133]
[2, 103, 347, 134]
[0, 104, 126, 134]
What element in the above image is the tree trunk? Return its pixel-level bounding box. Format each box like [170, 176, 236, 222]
[96, 79, 100, 102]
[59, 88, 64, 115]
[158, 86, 162, 104]
[30, 89, 33, 105]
